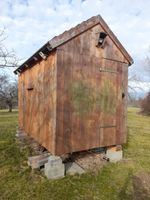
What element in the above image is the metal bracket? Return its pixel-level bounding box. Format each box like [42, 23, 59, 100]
[47, 44, 52, 51]
[39, 51, 47, 60]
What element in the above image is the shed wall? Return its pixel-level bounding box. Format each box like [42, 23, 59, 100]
[18, 52, 57, 154]
[55, 24, 128, 155]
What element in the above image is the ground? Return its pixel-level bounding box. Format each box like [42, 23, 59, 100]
[0, 108, 150, 200]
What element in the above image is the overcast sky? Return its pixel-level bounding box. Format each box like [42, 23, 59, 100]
[0, 0, 150, 85]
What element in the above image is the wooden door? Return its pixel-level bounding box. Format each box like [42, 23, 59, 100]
[70, 56, 124, 149]
[96, 58, 121, 147]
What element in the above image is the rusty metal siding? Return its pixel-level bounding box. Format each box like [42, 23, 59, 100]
[55, 23, 129, 155]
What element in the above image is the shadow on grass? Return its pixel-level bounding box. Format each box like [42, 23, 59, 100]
[118, 169, 150, 200]
[132, 175, 150, 200]
[118, 169, 133, 200]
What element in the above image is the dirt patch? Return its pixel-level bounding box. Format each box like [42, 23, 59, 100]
[67, 150, 107, 173]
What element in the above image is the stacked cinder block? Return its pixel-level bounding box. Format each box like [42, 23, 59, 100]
[106, 145, 123, 162]
[44, 156, 65, 179]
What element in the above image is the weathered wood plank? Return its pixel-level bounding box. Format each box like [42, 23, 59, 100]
[18, 52, 57, 154]
[55, 23, 129, 155]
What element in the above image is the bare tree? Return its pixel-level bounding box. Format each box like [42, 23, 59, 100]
[0, 28, 18, 68]
[0, 74, 18, 112]
[0, 28, 18, 111]
[138, 51, 150, 114]
[144, 46, 150, 79]
[128, 74, 144, 101]
[141, 91, 150, 115]
[145, 56, 150, 78]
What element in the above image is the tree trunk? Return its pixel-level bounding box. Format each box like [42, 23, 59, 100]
[8, 103, 12, 112]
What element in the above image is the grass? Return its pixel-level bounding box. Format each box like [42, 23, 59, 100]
[0, 108, 150, 200]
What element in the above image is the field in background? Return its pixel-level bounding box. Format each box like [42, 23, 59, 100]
[0, 108, 150, 200]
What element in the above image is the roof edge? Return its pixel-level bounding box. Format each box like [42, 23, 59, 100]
[14, 14, 133, 74]
[14, 15, 100, 74]
[14, 41, 51, 74]
[98, 15, 134, 66]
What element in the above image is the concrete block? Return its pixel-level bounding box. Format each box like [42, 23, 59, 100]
[106, 146, 123, 162]
[44, 156, 65, 179]
[65, 162, 85, 176]
[48, 155, 63, 166]
[16, 129, 26, 139]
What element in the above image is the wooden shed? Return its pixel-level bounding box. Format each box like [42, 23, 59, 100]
[14, 15, 133, 156]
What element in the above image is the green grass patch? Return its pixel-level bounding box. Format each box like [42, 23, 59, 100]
[0, 108, 150, 200]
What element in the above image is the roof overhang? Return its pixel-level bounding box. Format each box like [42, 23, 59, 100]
[14, 15, 133, 75]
